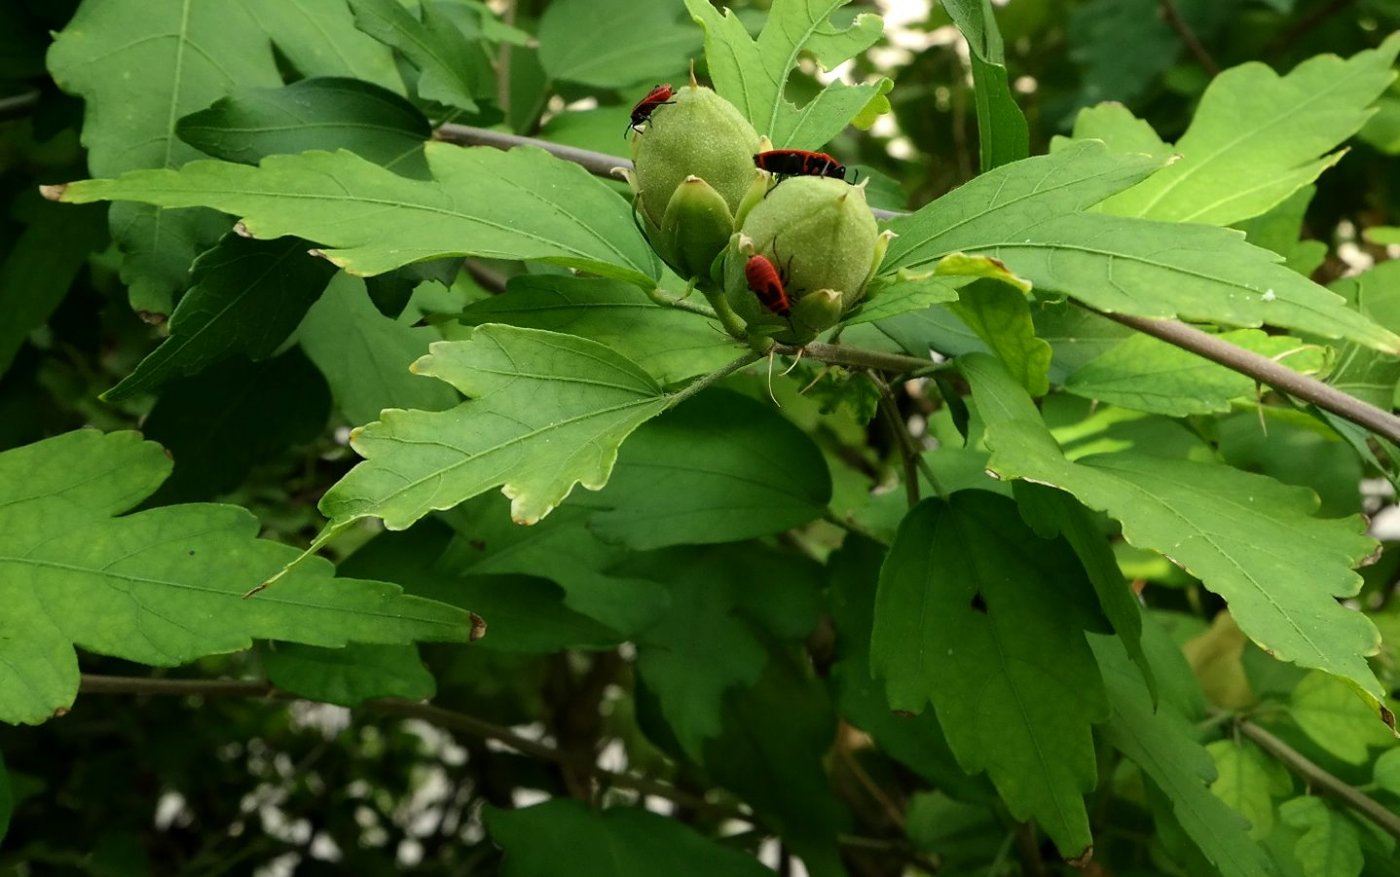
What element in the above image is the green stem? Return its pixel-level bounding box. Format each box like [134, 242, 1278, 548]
[646, 285, 717, 318]
[778, 341, 937, 375]
[669, 352, 762, 406]
[868, 372, 948, 500]
[701, 286, 750, 339]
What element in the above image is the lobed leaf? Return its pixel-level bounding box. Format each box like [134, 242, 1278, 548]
[319, 325, 674, 531]
[1279, 797, 1365, 877]
[683, 0, 888, 148]
[1091, 633, 1275, 877]
[47, 0, 282, 313]
[262, 643, 435, 707]
[105, 234, 336, 401]
[871, 492, 1109, 857]
[884, 142, 1400, 353]
[0, 430, 476, 726]
[538, 0, 700, 89]
[966, 355, 1389, 716]
[240, 0, 403, 91]
[346, 0, 487, 111]
[1065, 329, 1330, 417]
[51, 143, 661, 286]
[1094, 34, 1400, 226]
[459, 275, 740, 384]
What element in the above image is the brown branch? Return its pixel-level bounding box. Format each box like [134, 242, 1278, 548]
[1238, 718, 1400, 842]
[1159, 0, 1220, 76]
[0, 90, 40, 122]
[78, 673, 733, 818]
[78, 673, 919, 859]
[1098, 310, 1400, 447]
[1264, 0, 1358, 55]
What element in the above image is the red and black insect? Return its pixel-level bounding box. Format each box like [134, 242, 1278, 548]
[753, 149, 847, 182]
[745, 253, 792, 317]
[626, 83, 675, 137]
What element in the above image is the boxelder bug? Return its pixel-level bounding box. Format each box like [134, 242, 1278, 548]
[745, 253, 792, 317]
[626, 83, 675, 137]
[753, 149, 847, 182]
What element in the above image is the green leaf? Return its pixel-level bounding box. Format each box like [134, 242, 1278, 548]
[1090, 632, 1275, 877]
[948, 279, 1051, 396]
[698, 646, 850, 877]
[263, 643, 434, 707]
[486, 799, 772, 877]
[1059, 102, 1173, 160]
[1287, 671, 1397, 765]
[538, 0, 700, 89]
[631, 545, 819, 757]
[341, 520, 624, 653]
[942, 0, 1029, 171]
[1066, 0, 1183, 107]
[1217, 410, 1364, 519]
[298, 274, 459, 426]
[459, 275, 740, 384]
[48, 0, 283, 314]
[1279, 797, 1365, 877]
[870, 492, 1108, 857]
[319, 325, 675, 530]
[435, 495, 668, 636]
[346, 0, 484, 111]
[0, 430, 476, 725]
[844, 273, 964, 326]
[240, 0, 404, 92]
[178, 78, 431, 177]
[139, 349, 330, 503]
[976, 387, 1386, 713]
[583, 390, 830, 550]
[883, 142, 1400, 354]
[1065, 330, 1329, 417]
[53, 143, 661, 286]
[1374, 748, 1400, 796]
[1013, 482, 1153, 699]
[1096, 35, 1400, 225]
[0, 201, 106, 380]
[682, 0, 887, 148]
[104, 234, 337, 402]
[1236, 186, 1328, 277]
[828, 538, 994, 801]
[1207, 739, 1290, 839]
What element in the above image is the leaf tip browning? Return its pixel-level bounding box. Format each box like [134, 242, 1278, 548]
[39, 183, 68, 202]
[469, 612, 488, 642]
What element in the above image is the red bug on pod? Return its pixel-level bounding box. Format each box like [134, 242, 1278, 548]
[744, 253, 792, 318]
[752, 149, 848, 182]
[625, 83, 676, 137]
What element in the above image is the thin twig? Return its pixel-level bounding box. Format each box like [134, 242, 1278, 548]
[465, 259, 510, 293]
[875, 377, 921, 509]
[0, 90, 40, 122]
[1237, 718, 1400, 842]
[869, 372, 948, 500]
[1099, 310, 1400, 446]
[669, 351, 763, 404]
[1264, 0, 1358, 55]
[78, 674, 736, 818]
[1159, 0, 1220, 76]
[77, 673, 913, 857]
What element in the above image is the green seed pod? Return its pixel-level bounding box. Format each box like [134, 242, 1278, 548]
[722, 176, 884, 343]
[651, 176, 735, 280]
[631, 84, 761, 229]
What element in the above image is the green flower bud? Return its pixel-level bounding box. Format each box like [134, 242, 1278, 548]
[649, 176, 735, 280]
[721, 176, 883, 343]
[631, 85, 761, 229]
